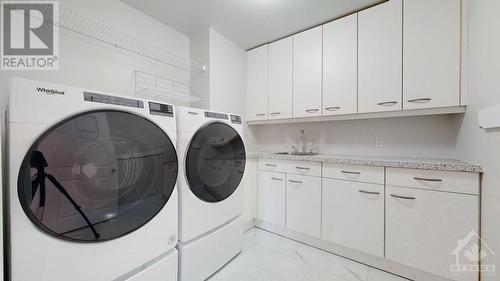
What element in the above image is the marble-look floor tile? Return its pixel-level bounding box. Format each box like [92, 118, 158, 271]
[209, 228, 409, 281]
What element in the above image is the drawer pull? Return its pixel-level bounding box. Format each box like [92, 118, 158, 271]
[296, 167, 311, 170]
[408, 98, 432, 103]
[358, 190, 380, 195]
[341, 171, 361, 175]
[305, 109, 319, 113]
[270, 112, 281, 116]
[288, 180, 303, 184]
[377, 101, 398, 106]
[265, 164, 277, 167]
[325, 106, 340, 111]
[414, 177, 443, 182]
[256, 113, 266, 117]
[390, 194, 416, 200]
[271, 177, 283, 181]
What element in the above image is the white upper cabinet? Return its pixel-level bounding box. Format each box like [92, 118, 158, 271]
[358, 0, 403, 113]
[323, 14, 358, 116]
[268, 37, 293, 119]
[246, 45, 269, 121]
[403, 0, 461, 110]
[293, 26, 323, 118]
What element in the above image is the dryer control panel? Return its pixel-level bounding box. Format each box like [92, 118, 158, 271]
[149, 102, 174, 117]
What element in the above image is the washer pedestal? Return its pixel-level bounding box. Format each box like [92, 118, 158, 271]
[178, 216, 243, 281]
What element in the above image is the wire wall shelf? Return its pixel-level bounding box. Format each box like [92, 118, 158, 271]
[57, 8, 206, 73]
[134, 71, 203, 104]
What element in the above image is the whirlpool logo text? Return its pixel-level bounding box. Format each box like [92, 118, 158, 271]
[36, 87, 65, 95]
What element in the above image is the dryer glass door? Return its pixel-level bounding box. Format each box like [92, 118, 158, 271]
[18, 110, 178, 242]
[185, 122, 246, 203]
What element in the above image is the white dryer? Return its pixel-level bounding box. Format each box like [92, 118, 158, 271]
[7, 78, 179, 281]
[176, 106, 246, 281]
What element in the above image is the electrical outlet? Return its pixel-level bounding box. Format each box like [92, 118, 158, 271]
[375, 137, 384, 147]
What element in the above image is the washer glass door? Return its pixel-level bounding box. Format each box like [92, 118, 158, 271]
[185, 122, 246, 203]
[18, 110, 178, 242]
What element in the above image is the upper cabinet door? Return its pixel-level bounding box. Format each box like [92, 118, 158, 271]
[268, 37, 293, 120]
[293, 26, 323, 118]
[403, 0, 461, 110]
[323, 14, 358, 116]
[358, 0, 402, 113]
[246, 45, 269, 121]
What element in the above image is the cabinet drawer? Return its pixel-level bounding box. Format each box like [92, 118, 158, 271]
[386, 168, 480, 195]
[285, 161, 321, 177]
[258, 159, 287, 173]
[323, 164, 384, 184]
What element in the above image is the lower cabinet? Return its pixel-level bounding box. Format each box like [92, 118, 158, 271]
[257, 171, 286, 227]
[286, 174, 322, 238]
[322, 178, 384, 257]
[257, 159, 481, 281]
[386, 186, 479, 281]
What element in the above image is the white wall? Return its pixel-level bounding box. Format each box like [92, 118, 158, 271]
[190, 29, 210, 109]
[254, 115, 458, 158]
[454, 0, 500, 279]
[189, 28, 247, 114]
[208, 28, 246, 115]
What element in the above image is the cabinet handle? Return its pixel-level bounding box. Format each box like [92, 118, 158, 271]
[377, 101, 398, 106]
[288, 180, 303, 184]
[305, 109, 319, 113]
[270, 112, 281, 116]
[341, 171, 361, 175]
[358, 190, 380, 195]
[265, 163, 277, 167]
[325, 106, 341, 111]
[256, 113, 266, 117]
[271, 177, 283, 181]
[408, 98, 432, 103]
[414, 177, 443, 182]
[390, 194, 416, 200]
[296, 167, 310, 170]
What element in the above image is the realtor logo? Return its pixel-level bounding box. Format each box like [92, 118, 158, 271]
[451, 230, 496, 277]
[1, 1, 59, 70]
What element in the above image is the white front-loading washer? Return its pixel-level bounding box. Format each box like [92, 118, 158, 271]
[176, 106, 246, 281]
[7, 78, 179, 281]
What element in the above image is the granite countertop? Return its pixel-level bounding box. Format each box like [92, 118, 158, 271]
[247, 152, 483, 173]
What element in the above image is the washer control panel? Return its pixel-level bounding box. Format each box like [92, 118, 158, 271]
[230, 115, 242, 124]
[149, 102, 174, 117]
[205, 111, 229, 120]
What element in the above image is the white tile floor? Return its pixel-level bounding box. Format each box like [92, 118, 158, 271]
[209, 228, 409, 281]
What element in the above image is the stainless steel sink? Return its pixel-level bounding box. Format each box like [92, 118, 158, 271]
[275, 152, 320, 156]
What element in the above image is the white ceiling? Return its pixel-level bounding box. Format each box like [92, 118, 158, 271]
[121, 0, 384, 49]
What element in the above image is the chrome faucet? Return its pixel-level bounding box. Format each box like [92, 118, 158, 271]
[300, 129, 306, 152]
